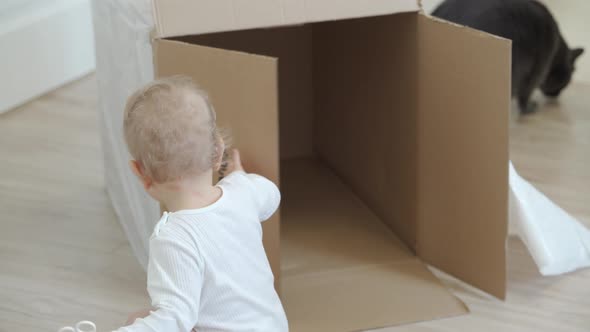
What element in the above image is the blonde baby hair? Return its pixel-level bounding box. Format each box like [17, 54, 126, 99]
[123, 75, 224, 183]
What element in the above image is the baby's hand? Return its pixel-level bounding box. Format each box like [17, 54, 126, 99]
[125, 308, 153, 326]
[218, 149, 244, 179]
[226, 149, 244, 173]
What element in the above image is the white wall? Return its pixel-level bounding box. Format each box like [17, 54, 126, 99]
[422, 0, 590, 83]
[0, 0, 96, 113]
[421, 0, 443, 13]
[541, 0, 590, 83]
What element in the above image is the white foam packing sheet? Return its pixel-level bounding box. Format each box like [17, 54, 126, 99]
[91, 0, 590, 276]
[509, 162, 590, 275]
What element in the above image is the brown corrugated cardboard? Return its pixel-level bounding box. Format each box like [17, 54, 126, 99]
[280, 159, 467, 332]
[152, 0, 420, 38]
[151, 2, 510, 330]
[417, 15, 510, 299]
[313, 13, 420, 252]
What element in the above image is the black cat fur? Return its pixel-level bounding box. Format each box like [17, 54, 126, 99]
[432, 0, 584, 114]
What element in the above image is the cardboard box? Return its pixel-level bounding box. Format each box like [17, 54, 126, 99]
[151, 1, 510, 330]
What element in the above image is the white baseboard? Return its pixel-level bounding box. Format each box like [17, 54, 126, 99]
[0, 0, 96, 113]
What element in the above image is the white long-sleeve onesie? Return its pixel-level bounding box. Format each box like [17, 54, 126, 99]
[115, 171, 288, 332]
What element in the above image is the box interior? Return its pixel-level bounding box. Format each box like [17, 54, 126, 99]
[156, 11, 509, 330]
[178, 13, 421, 252]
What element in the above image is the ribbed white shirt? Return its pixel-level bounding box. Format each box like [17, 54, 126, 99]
[115, 171, 288, 332]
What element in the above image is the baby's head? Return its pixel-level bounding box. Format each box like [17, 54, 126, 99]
[123, 76, 224, 189]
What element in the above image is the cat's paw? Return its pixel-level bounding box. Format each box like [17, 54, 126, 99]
[520, 101, 538, 115]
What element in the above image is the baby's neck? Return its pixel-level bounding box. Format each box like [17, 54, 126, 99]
[157, 170, 222, 212]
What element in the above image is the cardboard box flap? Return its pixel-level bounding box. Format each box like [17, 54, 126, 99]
[281, 159, 468, 331]
[416, 14, 510, 299]
[152, 0, 420, 38]
[153, 38, 282, 280]
[282, 261, 468, 332]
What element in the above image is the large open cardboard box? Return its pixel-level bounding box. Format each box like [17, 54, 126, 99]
[151, 1, 510, 330]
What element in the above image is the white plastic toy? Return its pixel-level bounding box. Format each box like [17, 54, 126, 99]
[58, 320, 96, 332]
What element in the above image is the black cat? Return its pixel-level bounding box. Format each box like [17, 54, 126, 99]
[432, 0, 584, 114]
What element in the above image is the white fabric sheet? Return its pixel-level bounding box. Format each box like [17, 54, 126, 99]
[92, 0, 158, 268]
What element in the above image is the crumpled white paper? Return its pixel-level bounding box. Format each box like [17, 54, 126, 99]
[91, 0, 590, 276]
[509, 162, 590, 275]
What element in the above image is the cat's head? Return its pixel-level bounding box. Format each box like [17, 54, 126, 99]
[540, 47, 584, 97]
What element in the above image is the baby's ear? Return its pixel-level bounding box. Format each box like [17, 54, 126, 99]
[129, 160, 152, 189]
[129, 160, 143, 178]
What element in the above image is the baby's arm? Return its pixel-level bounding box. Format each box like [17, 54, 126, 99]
[225, 149, 281, 221]
[125, 309, 153, 326]
[243, 173, 281, 221]
[114, 234, 203, 332]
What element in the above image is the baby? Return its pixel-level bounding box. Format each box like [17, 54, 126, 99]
[116, 76, 288, 332]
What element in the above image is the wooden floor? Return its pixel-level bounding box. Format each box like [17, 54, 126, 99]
[0, 75, 589, 331]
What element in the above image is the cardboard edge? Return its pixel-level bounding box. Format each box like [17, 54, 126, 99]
[153, 37, 279, 63]
[419, 12, 512, 44]
[420, 263, 470, 319]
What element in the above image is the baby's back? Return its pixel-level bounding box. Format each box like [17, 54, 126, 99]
[153, 171, 287, 331]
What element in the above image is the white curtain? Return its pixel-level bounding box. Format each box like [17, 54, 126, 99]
[91, 0, 157, 269]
